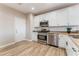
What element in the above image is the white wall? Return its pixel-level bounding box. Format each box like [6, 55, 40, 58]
[0, 4, 26, 47]
[26, 13, 34, 40]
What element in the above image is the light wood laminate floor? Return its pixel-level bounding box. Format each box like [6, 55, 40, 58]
[0, 40, 66, 56]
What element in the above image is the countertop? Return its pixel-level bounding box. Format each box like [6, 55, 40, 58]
[33, 30, 79, 34]
[48, 32, 79, 49]
[72, 39, 79, 48]
[33, 30, 79, 48]
[48, 32, 79, 35]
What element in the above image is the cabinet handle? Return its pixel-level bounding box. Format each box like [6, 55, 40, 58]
[66, 42, 68, 46]
[72, 47, 76, 52]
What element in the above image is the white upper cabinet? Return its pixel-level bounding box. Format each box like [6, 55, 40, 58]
[55, 8, 68, 26]
[33, 16, 40, 27]
[47, 12, 57, 26]
[39, 14, 47, 21]
[68, 4, 79, 25]
[34, 4, 79, 27]
[38, 8, 69, 26]
[40, 12, 57, 26]
[34, 14, 48, 27]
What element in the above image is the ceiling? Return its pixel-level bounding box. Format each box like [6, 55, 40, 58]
[2, 3, 76, 15]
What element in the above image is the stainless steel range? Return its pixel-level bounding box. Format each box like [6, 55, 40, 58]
[34, 20, 59, 47]
[37, 20, 49, 43]
[38, 32, 47, 40]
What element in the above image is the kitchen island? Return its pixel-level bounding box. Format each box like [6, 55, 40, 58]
[47, 32, 79, 56]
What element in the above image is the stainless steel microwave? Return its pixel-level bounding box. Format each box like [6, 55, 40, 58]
[40, 21, 48, 27]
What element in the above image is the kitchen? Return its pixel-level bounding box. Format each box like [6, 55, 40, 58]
[0, 3, 79, 56]
[32, 4, 79, 56]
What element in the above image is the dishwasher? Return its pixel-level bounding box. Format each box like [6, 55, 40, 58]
[47, 33, 59, 47]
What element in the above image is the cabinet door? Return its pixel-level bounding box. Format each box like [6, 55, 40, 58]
[65, 36, 74, 56]
[66, 41, 77, 56]
[59, 35, 66, 48]
[66, 37, 79, 56]
[33, 16, 40, 27]
[66, 41, 73, 56]
[48, 12, 57, 26]
[55, 8, 68, 26]
[32, 32, 38, 41]
[69, 40, 79, 56]
[39, 14, 46, 22]
[68, 4, 79, 25]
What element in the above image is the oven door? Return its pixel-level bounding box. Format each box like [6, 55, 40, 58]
[38, 34, 47, 40]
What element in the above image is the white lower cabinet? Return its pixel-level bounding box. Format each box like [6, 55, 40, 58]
[66, 40, 78, 56]
[66, 41, 73, 56]
[66, 40, 76, 56]
[69, 40, 79, 56]
[59, 34, 79, 56]
[32, 32, 38, 41]
[59, 35, 66, 48]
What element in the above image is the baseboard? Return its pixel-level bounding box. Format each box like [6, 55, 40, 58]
[26, 39, 33, 41]
[0, 41, 16, 49]
[0, 39, 26, 49]
[0, 39, 36, 49]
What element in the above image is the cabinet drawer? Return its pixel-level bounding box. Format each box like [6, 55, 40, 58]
[66, 41, 77, 56]
[69, 40, 79, 55]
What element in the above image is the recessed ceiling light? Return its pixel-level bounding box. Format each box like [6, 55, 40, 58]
[32, 7, 35, 10]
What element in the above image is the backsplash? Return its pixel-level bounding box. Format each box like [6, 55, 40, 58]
[49, 26, 79, 32]
[34, 26, 79, 32]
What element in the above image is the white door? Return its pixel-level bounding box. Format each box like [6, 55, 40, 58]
[15, 16, 26, 42]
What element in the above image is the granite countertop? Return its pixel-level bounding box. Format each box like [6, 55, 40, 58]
[48, 32, 79, 49]
[48, 31, 79, 35]
[72, 39, 79, 48]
